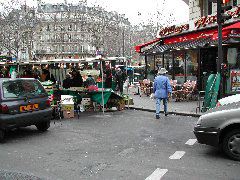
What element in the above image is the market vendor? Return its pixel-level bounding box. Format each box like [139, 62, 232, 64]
[84, 73, 96, 87]
[105, 69, 112, 89]
[62, 74, 72, 89]
[71, 69, 83, 87]
[115, 68, 125, 94]
[41, 69, 56, 83]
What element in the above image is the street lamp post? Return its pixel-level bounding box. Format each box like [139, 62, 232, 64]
[217, 0, 223, 73]
[122, 28, 125, 58]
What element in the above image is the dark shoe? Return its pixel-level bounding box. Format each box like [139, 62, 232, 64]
[164, 112, 168, 116]
[156, 115, 160, 119]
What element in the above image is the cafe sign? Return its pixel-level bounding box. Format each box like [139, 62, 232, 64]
[157, 24, 189, 38]
[195, 6, 240, 29]
[155, 6, 239, 39]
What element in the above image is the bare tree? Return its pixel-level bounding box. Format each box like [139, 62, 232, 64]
[0, 0, 37, 61]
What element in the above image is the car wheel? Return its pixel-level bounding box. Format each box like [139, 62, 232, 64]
[36, 121, 50, 132]
[222, 129, 240, 161]
[0, 129, 5, 142]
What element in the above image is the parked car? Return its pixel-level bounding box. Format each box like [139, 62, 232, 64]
[216, 94, 240, 107]
[194, 103, 240, 161]
[0, 78, 52, 142]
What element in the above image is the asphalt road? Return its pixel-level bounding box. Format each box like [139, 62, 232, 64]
[0, 110, 239, 180]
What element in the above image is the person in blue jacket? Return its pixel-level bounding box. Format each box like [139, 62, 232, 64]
[153, 68, 172, 119]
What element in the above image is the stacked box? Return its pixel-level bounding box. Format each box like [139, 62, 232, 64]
[61, 95, 74, 119]
[63, 110, 74, 119]
[62, 104, 74, 111]
[81, 98, 92, 106]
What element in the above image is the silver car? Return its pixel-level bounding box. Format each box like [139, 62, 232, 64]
[194, 103, 240, 161]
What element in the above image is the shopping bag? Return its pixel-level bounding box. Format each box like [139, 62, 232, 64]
[150, 93, 155, 99]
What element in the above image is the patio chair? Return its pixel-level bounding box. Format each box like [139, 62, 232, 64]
[185, 80, 198, 101]
[174, 80, 192, 101]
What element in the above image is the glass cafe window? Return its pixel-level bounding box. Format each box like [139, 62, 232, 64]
[174, 52, 185, 84]
[186, 50, 198, 82]
[226, 47, 240, 93]
[163, 53, 173, 80]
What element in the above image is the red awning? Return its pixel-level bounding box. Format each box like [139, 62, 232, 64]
[212, 21, 240, 40]
[135, 28, 217, 53]
[135, 22, 240, 54]
[163, 28, 217, 44]
[135, 38, 160, 53]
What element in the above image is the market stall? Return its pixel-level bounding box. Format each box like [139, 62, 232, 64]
[0, 57, 128, 118]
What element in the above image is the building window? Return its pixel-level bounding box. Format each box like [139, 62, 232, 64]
[208, 2, 212, 15]
[75, 46, 78, 52]
[174, 51, 185, 84]
[186, 50, 198, 82]
[68, 24, 72, 31]
[164, 53, 174, 80]
[203, 1, 213, 16]
[46, 24, 50, 31]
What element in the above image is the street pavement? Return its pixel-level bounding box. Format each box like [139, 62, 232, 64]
[0, 110, 239, 180]
[126, 86, 202, 117]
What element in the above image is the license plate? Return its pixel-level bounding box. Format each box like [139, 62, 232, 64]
[20, 104, 39, 112]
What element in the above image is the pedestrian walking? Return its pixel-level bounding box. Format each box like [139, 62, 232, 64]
[153, 68, 172, 119]
[115, 68, 125, 94]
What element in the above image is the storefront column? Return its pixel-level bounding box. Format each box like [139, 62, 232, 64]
[153, 55, 156, 78]
[172, 52, 175, 80]
[184, 52, 187, 82]
[197, 47, 202, 91]
[162, 54, 164, 68]
[144, 55, 147, 79]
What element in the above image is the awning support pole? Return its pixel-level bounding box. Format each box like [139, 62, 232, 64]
[100, 60, 105, 115]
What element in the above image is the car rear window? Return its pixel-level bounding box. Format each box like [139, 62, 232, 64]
[2, 79, 47, 98]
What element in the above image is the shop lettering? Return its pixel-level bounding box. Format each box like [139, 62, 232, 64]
[158, 24, 189, 37]
[194, 15, 217, 29]
[195, 6, 240, 29]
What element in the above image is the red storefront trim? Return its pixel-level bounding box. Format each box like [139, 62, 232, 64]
[135, 22, 240, 53]
[212, 21, 240, 39]
[135, 38, 160, 53]
[163, 28, 217, 44]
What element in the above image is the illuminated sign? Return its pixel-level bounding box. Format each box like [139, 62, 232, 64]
[195, 6, 240, 29]
[157, 24, 189, 37]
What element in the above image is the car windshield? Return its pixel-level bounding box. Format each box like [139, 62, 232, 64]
[2, 79, 46, 98]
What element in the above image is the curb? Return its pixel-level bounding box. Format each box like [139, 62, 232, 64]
[128, 107, 201, 118]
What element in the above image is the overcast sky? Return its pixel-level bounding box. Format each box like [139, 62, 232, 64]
[1, 0, 189, 26]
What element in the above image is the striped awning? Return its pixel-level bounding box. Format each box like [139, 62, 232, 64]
[142, 37, 215, 55]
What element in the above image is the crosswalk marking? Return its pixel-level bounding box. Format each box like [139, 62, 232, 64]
[185, 139, 197, 146]
[169, 151, 185, 159]
[145, 168, 168, 180]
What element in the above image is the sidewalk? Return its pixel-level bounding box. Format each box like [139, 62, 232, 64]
[125, 87, 202, 117]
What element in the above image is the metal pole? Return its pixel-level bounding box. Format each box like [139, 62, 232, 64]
[100, 60, 105, 115]
[144, 55, 147, 79]
[122, 29, 125, 57]
[217, 0, 223, 73]
[125, 58, 129, 109]
[217, 0, 223, 98]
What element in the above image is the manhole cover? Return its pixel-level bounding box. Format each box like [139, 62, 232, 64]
[0, 170, 43, 180]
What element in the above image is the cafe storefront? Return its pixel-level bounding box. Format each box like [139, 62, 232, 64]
[135, 6, 240, 96]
